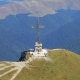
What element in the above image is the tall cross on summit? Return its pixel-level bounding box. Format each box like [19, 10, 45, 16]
[19, 19, 48, 61]
[32, 18, 44, 52]
[32, 18, 44, 43]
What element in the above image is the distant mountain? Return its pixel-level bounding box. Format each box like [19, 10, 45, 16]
[0, 0, 56, 19]
[0, 49, 80, 80]
[0, 9, 80, 61]
[0, 0, 80, 19]
[43, 18, 80, 54]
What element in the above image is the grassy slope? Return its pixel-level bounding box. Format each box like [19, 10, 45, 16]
[14, 50, 80, 80]
[0, 70, 17, 80]
[0, 62, 17, 80]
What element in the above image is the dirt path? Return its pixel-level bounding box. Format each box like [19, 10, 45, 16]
[0, 62, 28, 80]
[10, 62, 29, 80]
[0, 56, 53, 80]
[0, 67, 17, 77]
[0, 65, 13, 71]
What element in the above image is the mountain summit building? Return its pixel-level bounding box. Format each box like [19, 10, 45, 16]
[19, 19, 48, 61]
[30, 19, 48, 57]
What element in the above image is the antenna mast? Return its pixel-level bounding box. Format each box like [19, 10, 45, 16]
[32, 18, 44, 43]
[36, 19, 40, 43]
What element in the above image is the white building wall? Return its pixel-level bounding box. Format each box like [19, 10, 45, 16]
[30, 49, 48, 57]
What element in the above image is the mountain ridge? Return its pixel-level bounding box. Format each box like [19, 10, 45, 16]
[0, 9, 80, 61]
[0, 0, 80, 19]
[43, 17, 80, 54]
[0, 49, 80, 80]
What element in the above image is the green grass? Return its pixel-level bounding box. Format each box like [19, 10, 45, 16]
[0, 70, 17, 80]
[0, 66, 15, 75]
[14, 49, 80, 80]
[1, 49, 80, 80]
